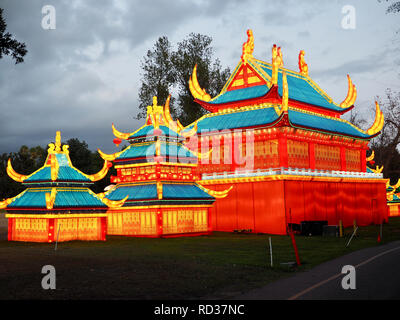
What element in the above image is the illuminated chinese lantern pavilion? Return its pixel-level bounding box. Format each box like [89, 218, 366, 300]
[386, 181, 400, 217]
[183, 29, 388, 235]
[99, 96, 230, 237]
[0, 131, 126, 242]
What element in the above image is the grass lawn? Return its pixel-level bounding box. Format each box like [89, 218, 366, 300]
[0, 214, 399, 300]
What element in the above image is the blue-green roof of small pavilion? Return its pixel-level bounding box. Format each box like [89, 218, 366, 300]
[24, 154, 91, 185]
[105, 182, 214, 206]
[7, 188, 107, 210]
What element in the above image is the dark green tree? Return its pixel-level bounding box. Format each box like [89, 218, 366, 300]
[0, 8, 27, 64]
[378, 0, 400, 13]
[137, 36, 176, 119]
[172, 33, 231, 125]
[370, 89, 400, 183]
[137, 33, 230, 126]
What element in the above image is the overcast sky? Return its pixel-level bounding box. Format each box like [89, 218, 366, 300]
[0, 0, 398, 154]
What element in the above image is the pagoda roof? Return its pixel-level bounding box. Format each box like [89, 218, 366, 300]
[24, 154, 91, 184]
[7, 187, 107, 211]
[104, 182, 215, 206]
[209, 62, 345, 113]
[183, 104, 374, 139]
[100, 96, 200, 164]
[110, 96, 192, 143]
[1, 131, 127, 212]
[7, 132, 110, 186]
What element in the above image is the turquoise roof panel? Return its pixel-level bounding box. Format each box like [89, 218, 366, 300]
[105, 183, 214, 202]
[117, 143, 154, 160]
[210, 85, 269, 104]
[258, 63, 344, 112]
[130, 125, 180, 139]
[116, 142, 196, 160]
[8, 188, 106, 208]
[184, 106, 280, 133]
[24, 153, 91, 183]
[288, 110, 369, 138]
[162, 184, 214, 199]
[106, 184, 157, 201]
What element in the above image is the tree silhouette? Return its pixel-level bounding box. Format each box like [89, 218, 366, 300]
[0, 8, 27, 64]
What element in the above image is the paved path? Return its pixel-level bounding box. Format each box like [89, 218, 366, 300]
[235, 240, 400, 300]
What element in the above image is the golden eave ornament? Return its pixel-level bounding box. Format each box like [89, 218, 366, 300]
[197, 184, 233, 199]
[189, 64, 211, 102]
[6, 159, 28, 182]
[112, 123, 131, 140]
[97, 192, 128, 209]
[366, 101, 384, 136]
[340, 75, 357, 108]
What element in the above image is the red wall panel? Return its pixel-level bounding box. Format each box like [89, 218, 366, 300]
[208, 178, 388, 235]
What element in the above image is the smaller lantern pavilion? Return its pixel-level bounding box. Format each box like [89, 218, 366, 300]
[0, 131, 126, 242]
[366, 150, 400, 217]
[98, 96, 231, 237]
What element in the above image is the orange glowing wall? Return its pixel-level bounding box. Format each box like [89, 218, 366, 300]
[107, 207, 211, 237]
[207, 179, 388, 235]
[7, 217, 107, 242]
[388, 205, 400, 217]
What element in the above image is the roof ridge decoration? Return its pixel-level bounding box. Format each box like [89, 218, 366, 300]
[111, 95, 189, 142]
[271, 44, 279, 85]
[241, 29, 254, 65]
[298, 50, 308, 76]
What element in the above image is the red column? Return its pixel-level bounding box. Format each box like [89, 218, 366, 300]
[48, 218, 55, 243]
[309, 142, 315, 170]
[156, 209, 163, 237]
[340, 147, 346, 171]
[101, 217, 107, 241]
[360, 148, 366, 172]
[228, 134, 235, 172]
[8, 218, 13, 241]
[207, 207, 212, 234]
[278, 134, 288, 168]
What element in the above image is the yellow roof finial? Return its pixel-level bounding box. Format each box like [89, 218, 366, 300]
[55, 131, 61, 152]
[153, 96, 158, 107]
[241, 29, 254, 65]
[298, 50, 308, 76]
[271, 44, 279, 85]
